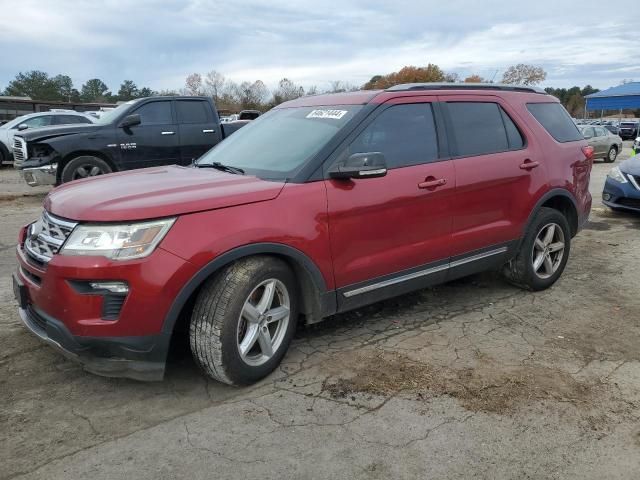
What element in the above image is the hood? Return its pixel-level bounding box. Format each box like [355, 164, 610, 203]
[44, 165, 286, 222]
[20, 124, 101, 142]
[619, 155, 640, 176]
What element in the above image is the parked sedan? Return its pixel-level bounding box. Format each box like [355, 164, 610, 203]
[0, 111, 94, 166]
[602, 154, 640, 213]
[578, 125, 623, 163]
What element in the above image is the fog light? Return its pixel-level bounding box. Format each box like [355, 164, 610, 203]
[89, 281, 129, 294]
[602, 193, 611, 201]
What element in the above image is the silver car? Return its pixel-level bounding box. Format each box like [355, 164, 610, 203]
[578, 125, 623, 163]
[0, 110, 94, 166]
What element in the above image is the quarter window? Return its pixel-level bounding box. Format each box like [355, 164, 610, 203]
[133, 101, 173, 125]
[526, 103, 582, 143]
[346, 103, 439, 169]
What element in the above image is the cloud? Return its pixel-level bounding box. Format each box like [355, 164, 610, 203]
[0, 0, 636, 92]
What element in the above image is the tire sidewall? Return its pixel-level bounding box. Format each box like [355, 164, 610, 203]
[61, 156, 112, 183]
[218, 262, 298, 385]
[519, 208, 571, 291]
[606, 147, 617, 163]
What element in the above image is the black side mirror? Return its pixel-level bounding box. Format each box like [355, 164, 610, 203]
[329, 152, 387, 179]
[120, 114, 141, 128]
[17, 124, 28, 131]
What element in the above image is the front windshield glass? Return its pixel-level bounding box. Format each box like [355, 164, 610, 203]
[197, 105, 362, 179]
[93, 100, 140, 125]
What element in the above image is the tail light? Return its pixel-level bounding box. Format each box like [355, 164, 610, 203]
[581, 146, 594, 160]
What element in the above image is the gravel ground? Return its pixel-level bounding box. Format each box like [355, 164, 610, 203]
[1, 146, 639, 479]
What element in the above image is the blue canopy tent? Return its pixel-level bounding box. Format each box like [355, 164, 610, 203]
[585, 82, 640, 113]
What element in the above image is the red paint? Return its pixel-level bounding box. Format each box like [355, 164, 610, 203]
[17, 87, 592, 342]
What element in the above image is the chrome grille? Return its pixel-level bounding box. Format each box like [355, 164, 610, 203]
[24, 211, 77, 264]
[13, 136, 27, 167]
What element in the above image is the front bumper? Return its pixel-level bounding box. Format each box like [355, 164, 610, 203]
[15, 287, 169, 381]
[602, 176, 640, 213]
[19, 164, 57, 187]
[14, 235, 198, 380]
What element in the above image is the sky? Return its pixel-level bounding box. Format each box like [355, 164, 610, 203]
[0, 0, 637, 93]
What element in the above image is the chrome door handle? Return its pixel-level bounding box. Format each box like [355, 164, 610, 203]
[418, 177, 447, 189]
[202, 129, 215, 133]
[161, 131, 175, 135]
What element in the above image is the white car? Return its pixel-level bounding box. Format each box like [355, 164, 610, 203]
[633, 137, 639, 154]
[0, 110, 94, 166]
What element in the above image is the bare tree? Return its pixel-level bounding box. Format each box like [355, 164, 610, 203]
[204, 70, 225, 102]
[184, 73, 203, 96]
[501, 64, 547, 86]
[327, 80, 358, 93]
[234, 80, 269, 110]
[272, 78, 304, 105]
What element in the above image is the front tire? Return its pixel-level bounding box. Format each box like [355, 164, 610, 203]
[60, 156, 112, 183]
[189, 257, 298, 386]
[503, 207, 571, 291]
[605, 146, 617, 163]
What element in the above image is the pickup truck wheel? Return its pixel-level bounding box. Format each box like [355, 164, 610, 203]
[61, 156, 112, 183]
[605, 146, 617, 163]
[189, 257, 298, 386]
[502, 207, 571, 291]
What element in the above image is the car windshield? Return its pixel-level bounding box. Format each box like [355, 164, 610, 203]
[93, 100, 140, 125]
[196, 105, 362, 180]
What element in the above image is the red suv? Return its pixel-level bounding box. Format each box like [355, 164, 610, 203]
[13, 84, 593, 385]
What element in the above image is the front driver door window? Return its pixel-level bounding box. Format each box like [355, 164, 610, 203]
[118, 100, 180, 169]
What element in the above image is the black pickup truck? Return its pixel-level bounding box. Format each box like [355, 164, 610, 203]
[13, 96, 249, 186]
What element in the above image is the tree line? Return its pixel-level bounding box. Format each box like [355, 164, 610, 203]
[2, 64, 631, 116]
[2, 71, 154, 103]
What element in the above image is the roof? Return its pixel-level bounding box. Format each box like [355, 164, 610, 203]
[276, 90, 381, 108]
[585, 82, 640, 111]
[386, 82, 546, 93]
[585, 82, 640, 98]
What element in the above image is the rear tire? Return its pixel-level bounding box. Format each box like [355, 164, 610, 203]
[189, 256, 298, 386]
[605, 146, 617, 163]
[503, 207, 571, 291]
[60, 156, 112, 183]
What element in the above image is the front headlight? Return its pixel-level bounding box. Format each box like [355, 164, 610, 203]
[607, 166, 627, 184]
[61, 218, 176, 260]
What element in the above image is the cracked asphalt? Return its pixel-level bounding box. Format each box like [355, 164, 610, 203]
[1, 149, 640, 479]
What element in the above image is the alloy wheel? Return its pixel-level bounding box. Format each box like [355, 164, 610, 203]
[236, 279, 290, 366]
[532, 223, 565, 279]
[608, 148, 617, 162]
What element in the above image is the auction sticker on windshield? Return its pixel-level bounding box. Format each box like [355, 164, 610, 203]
[306, 109, 348, 120]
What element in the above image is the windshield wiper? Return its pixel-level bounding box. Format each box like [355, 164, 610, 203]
[195, 162, 245, 175]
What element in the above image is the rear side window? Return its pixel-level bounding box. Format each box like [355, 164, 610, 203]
[134, 101, 173, 125]
[581, 126, 595, 138]
[446, 102, 523, 156]
[176, 100, 209, 124]
[347, 103, 439, 169]
[526, 103, 582, 142]
[55, 115, 91, 125]
[595, 127, 607, 137]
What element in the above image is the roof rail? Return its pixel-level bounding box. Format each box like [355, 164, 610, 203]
[386, 82, 546, 94]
